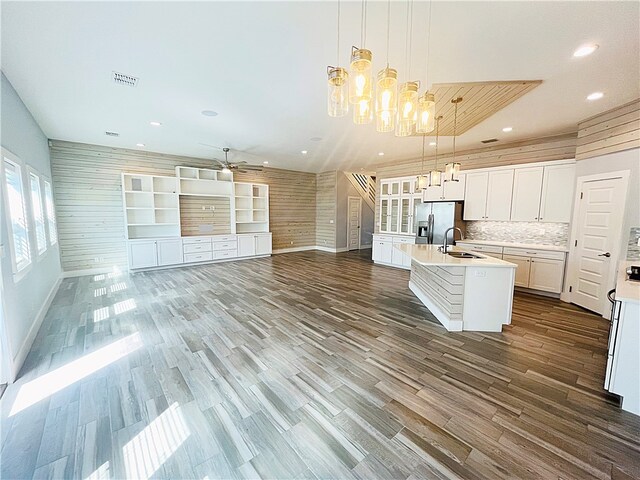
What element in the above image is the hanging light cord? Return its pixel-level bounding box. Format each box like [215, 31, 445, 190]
[453, 100, 458, 160]
[425, 0, 432, 87]
[421, 134, 426, 175]
[434, 116, 440, 169]
[405, 0, 414, 77]
[386, 0, 391, 66]
[336, 0, 341, 65]
[360, 0, 365, 47]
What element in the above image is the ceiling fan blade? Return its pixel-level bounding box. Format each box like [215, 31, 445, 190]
[199, 142, 224, 150]
[241, 166, 263, 171]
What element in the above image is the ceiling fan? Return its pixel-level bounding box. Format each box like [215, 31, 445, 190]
[205, 145, 263, 173]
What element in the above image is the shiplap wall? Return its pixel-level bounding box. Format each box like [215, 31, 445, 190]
[50, 140, 316, 272]
[316, 171, 337, 248]
[373, 133, 578, 233]
[576, 99, 640, 160]
[179, 196, 231, 236]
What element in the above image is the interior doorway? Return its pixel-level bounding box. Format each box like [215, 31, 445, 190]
[347, 196, 361, 251]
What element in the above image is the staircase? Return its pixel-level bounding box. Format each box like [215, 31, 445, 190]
[345, 172, 376, 211]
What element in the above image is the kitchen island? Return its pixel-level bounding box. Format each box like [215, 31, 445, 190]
[395, 244, 517, 332]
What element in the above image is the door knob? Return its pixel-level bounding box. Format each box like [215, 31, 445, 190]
[598, 252, 611, 257]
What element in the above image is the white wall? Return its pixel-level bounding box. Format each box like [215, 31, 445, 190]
[1, 72, 62, 379]
[336, 172, 374, 249]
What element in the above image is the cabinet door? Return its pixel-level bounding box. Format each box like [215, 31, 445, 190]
[389, 198, 400, 233]
[503, 254, 531, 287]
[157, 239, 183, 266]
[380, 199, 390, 232]
[381, 181, 390, 196]
[399, 198, 412, 234]
[423, 184, 443, 201]
[529, 258, 564, 293]
[238, 235, 256, 257]
[486, 170, 514, 221]
[443, 173, 466, 201]
[539, 164, 576, 223]
[510, 167, 544, 222]
[374, 240, 392, 263]
[390, 181, 400, 196]
[128, 241, 158, 269]
[401, 179, 414, 195]
[411, 196, 423, 235]
[255, 234, 272, 255]
[463, 172, 489, 220]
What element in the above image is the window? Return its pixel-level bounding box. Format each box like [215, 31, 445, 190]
[44, 180, 57, 245]
[3, 156, 31, 272]
[29, 171, 47, 255]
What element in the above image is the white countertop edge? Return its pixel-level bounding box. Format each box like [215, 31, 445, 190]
[456, 239, 569, 252]
[615, 261, 640, 303]
[395, 244, 517, 268]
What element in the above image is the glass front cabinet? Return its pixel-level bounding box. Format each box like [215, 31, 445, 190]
[379, 180, 422, 234]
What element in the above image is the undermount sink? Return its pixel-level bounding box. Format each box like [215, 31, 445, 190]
[447, 251, 482, 259]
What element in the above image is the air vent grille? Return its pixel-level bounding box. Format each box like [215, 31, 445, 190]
[105, 131, 120, 137]
[112, 71, 139, 87]
[481, 138, 499, 144]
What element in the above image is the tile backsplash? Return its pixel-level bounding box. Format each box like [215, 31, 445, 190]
[466, 221, 569, 246]
[627, 227, 640, 260]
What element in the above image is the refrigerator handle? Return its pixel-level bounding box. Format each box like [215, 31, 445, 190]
[427, 213, 434, 244]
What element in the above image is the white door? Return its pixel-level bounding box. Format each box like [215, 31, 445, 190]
[503, 254, 531, 287]
[539, 163, 576, 223]
[486, 170, 514, 220]
[129, 241, 158, 269]
[510, 167, 543, 221]
[347, 197, 361, 250]
[569, 175, 628, 314]
[529, 258, 564, 293]
[157, 239, 183, 266]
[255, 234, 272, 255]
[463, 172, 488, 220]
[443, 174, 466, 201]
[238, 235, 256, 257]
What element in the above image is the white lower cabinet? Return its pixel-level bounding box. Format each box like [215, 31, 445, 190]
[503, 255, 531, 287]
[529, 258, 564, 293]
[128, 240, 160, 269]
[255, 234, 272, 255]
[157, 239, 183, 266]
[372, 234, 414, 269]
[238, 233, 272, 257]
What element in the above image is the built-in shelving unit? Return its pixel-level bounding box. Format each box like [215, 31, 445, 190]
[176, 167, 233, 196]
[234, 183, 269, 233]
[122, 173, 180, 239]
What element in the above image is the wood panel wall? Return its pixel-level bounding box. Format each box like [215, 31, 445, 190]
[576, 99, 640, 160]
[179, 196, 231, 237]
[49, 140, 316, 272]
[316, 171, 337, 249]
[373, 133, 578, 233]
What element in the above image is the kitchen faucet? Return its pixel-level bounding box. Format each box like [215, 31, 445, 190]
[442, 227, 464, 253]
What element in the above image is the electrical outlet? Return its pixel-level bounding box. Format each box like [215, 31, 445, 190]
[637, 237, 640, 247]
[210, 206, 215, 211]
[474, 270, 487, 278]
[330, 219, 334, 224]
[94, 257, 104, 263]
[202, 205, 206, 211]
[290, 241, 294, 245]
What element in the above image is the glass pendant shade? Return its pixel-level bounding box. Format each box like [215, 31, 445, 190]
[416, 92, 436, 134]
[348, 47, 373, 104]
[416, 174, 429, 191]
[327, 67, 349, 117]
[429, 169, 442, 187]
[396, 81, 419, 137]
[445, 162, 461, 182]
[353, 98, 372, 124]
[375, 67, 398, 133]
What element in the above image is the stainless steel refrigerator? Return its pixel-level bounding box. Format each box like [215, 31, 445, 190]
[415, 202, 463, 244]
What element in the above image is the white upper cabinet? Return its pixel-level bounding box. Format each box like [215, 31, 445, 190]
[463, 172, 489, 220]
[539, 163, 576, 223]
[510, 167, 544, 221]
[486, 170, 514, 220]
[424, 174, 466, 201]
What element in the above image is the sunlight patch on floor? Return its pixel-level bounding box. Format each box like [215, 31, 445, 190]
[114, 299, 136, 315]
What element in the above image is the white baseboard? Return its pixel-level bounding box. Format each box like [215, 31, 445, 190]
[315, 246, 349, 253]
[273, 246, 317, 254]
[11, 275, 62, 382]
[63, 266, 118, 278]
[360, 243, 372, 249]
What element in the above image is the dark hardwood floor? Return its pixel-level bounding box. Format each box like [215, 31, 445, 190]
[1, 250, 639, 479]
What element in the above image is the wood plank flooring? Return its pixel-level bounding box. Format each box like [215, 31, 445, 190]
[2, 250, 639, 479]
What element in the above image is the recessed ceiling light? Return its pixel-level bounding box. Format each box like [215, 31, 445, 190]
[429, 142, 436, 146]
[378, 152, 385, 156]
[263, 161, 269, 165]
[502, 127, 513, 132]
[150, 121, 162, 126]
[573, 44, 599, 58]
[301, 150, 308, 155]
[136, 143, 145, 147]
[310, 137, 322, 142]
[201, 110, 218, 117]
[587, 92, 604, 101]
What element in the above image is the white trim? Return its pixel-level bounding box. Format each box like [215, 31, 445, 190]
[360, 243, 372, 249]
[273, 246, 317, 254]
[316, 246, 349, 253]
[62, 266, 116, 278]
[10, 275, 62, 382]
[565, 169, 630, 317]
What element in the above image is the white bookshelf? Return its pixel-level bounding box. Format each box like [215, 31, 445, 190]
[234, 183, 269, 234]
[122, 173, 180, 239]
[176, 166, 233, 196]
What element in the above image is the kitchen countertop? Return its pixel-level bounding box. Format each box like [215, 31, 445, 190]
[395, 244, 517, 268]
[456, 239, 569, 252]
[615, 261, 640, 303]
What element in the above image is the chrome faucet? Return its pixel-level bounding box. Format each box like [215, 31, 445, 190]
[442, 227, 464, 253]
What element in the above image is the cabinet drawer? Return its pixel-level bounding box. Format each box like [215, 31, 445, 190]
[503, 247, 565, 261]
[373, 235, 394, 242]
[211, 235, 236, 242]
[182, 236, 212, 244]
[458, 243, 503, 255]
[214, 250, 237, 260]
[184, 252, 213, 263]
[183, 243, 212, 254]
[393, 237, 415, 244]
[212, 241, 238, 251]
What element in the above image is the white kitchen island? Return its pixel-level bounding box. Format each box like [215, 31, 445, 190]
[395, 244, 517, 332]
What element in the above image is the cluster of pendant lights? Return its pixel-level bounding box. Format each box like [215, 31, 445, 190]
[327, 0, 436, 137]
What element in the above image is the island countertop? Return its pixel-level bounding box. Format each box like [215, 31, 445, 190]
[395, 244, 517, 268]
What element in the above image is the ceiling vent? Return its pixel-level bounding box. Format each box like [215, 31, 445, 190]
[112, 71, 139, 87]
[105, 131, 120, 137]
[481, 138, 499, 144]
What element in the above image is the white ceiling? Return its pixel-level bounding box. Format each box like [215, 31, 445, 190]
[2, 1, 639, 173]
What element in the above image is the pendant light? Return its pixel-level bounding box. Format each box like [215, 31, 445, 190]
[375, 0, 398, 133]
[396, 0, 418, 137]
[349, 0, 372, 116]
[416, 1, 436, 134]
[327, 0, 348, 117]
[415, 134, 429, 191]
[430, 115, 443, 187]
[445, 97, 462, 182]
